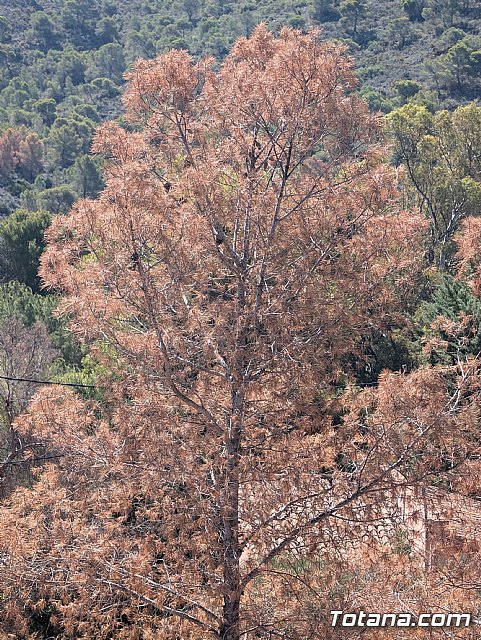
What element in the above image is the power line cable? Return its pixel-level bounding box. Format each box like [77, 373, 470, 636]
[0, 374, 96, 389]
[0, 374, 383, 392]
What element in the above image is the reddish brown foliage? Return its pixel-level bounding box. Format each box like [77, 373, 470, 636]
[0, 127, 43, 180]
[0, 26, 480, 640]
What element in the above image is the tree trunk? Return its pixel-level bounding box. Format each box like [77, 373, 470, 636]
[219, 364, 244, 640]
[353, 13, 358, 33]
[219, 425, 242, 640]
[219, 594, 241, 640]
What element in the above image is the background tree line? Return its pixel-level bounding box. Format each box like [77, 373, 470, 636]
[0, 0, 480, 216]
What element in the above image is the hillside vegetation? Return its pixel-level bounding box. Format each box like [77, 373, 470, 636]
[0, 0, 480, 215]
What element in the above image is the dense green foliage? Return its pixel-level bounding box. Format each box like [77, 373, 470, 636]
[413, 272, 481, 365]
[388, 102, 481, 268]
[0, 209, 51, 291]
